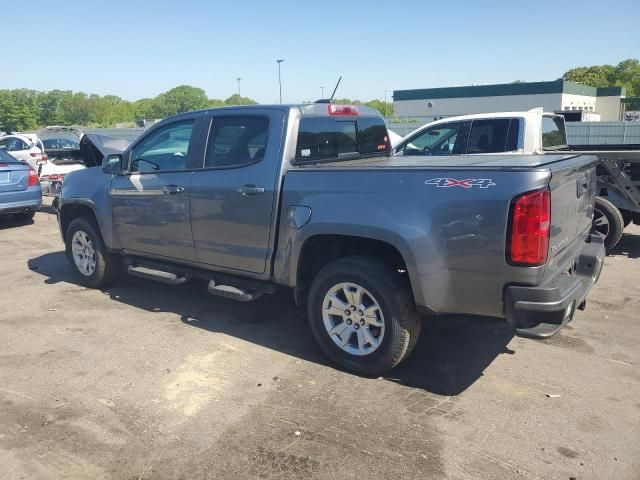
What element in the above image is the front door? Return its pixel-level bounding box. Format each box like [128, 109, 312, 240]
[189, 110, 283, 274]
[111, 117, 200, 261]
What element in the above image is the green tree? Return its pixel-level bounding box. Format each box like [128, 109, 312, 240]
[154, 85, 210, 117]
[224, 94, 258, 106]
[563, 58, 639, 96]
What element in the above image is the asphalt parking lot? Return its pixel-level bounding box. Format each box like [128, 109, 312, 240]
[1, 203, 639, 480]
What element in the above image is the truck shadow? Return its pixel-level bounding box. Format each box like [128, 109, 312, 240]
[28, 251, 515, 396]
[0, 215, 35, 230]
[610, 232, 640, 259]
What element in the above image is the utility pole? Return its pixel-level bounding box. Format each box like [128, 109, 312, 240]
[321, 86, 324, 99]
[277, 59, 285, 104]
[384, 90, 390, 117]
[237, 77, 242, 97]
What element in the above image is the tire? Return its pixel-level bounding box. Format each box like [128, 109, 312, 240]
[592, 197, 624, 252]
[13, 210, 35, 221]
[307, 256, 421, 376]
[65, 216, 121, 288]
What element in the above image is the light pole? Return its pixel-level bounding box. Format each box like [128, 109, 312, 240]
[237, 77, 242, 97]
[321, 86, 324, 99]
[384, 90, 390, 117]
[277, 59, 285, 104]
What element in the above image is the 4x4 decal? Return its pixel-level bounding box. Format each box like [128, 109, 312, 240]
[425, 178, 496, 189]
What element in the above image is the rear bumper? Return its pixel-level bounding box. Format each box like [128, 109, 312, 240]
[504, 235, 605, 337]
[0, 193, 42, 215]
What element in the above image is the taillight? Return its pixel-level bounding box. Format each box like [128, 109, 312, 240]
[30, 152, 41, 158]
[507, 188, 550, 266]
[328, 104, 359, 116]
[27, 167, 40, 187]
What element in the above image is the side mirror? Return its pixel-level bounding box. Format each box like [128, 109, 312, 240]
[102, 154, 124, 174]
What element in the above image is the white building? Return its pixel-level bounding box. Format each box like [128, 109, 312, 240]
[393, 80, 626, 122]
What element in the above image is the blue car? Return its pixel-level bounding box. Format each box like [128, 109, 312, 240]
[0, 148, 42, 220]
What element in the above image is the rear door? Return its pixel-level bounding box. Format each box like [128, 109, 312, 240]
[110, 115, 203, 261]
[189, 109, 285, 275]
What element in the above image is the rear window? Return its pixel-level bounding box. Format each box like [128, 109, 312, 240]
[295, 116, 390, 163]
[541, 116, 567, 150]
[0, 149, 19, 163]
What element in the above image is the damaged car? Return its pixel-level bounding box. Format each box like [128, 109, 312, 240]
[37, 126, 130, 196]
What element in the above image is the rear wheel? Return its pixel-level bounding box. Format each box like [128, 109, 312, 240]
[65, 216, 121, 288]
[307, 256, 421, 376]
[592, 197, 624, 252]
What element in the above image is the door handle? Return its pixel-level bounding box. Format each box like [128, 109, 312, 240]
[162, 185, 185, 195]
[236, 185, 265, 196]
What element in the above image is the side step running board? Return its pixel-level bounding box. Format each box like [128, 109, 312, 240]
[123, 256, 277, 301]
[127, 265, 189, 285]
[207, 280, 275, 302]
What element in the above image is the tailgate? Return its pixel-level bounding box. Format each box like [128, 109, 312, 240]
[546, 155, 597, 271]
[0, 162, 29, 193]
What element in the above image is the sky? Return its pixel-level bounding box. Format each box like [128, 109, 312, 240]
[3, 0, 639, 104]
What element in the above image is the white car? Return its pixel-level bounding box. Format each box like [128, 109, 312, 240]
[37, 128, 86, 196]
[0, 133, 46, 170]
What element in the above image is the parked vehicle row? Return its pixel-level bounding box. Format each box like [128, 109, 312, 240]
[392, 108, 640, 251]
[0, 127, 130, 199]
[56, 103, 604, 375]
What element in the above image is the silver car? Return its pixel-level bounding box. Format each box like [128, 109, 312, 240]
[0, 149, 42, 220]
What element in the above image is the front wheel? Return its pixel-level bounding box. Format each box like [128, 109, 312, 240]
[592, 197, 624, 252]
[307, 256, 421, 376]
[65, 216, 121, 288]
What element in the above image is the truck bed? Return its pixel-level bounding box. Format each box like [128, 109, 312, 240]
[292, 153, 584, 169]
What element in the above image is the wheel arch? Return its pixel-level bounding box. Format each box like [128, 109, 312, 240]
[291, 229, 424, 307]
[59, 200, 104, 243]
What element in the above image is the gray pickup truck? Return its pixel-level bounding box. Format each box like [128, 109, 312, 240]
[56, 103, 605, 375]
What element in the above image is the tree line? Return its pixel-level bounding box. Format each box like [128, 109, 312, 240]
[0, 85, 258, 132]
[0, 84, 394, 132]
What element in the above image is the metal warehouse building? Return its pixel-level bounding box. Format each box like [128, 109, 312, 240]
[393, 80, 626, 122]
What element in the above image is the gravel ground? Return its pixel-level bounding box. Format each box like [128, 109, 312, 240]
[1, 204, 639, 480]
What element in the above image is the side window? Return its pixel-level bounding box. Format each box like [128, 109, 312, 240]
[466, 119, 512, 154]
[402, 122, 469, 156]
[204, 116, 269, 168]
[130, 120, 195, 173]
[541, 116, 567, 150]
